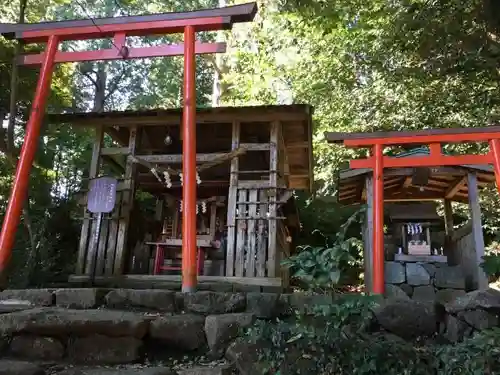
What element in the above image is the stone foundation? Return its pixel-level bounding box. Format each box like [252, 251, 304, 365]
[385, 257, 467, 303]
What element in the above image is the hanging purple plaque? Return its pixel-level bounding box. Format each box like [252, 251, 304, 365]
[87, 176, 118, 214]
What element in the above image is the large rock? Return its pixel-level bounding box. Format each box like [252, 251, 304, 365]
[442, 314, 472, 343]
[435, 289, 466, 307]
[58, 367, 177, 375]
[10, 335, 64, 360]
[385, 262, 405, 284]
[205, 313, 255, 357]
[406, 263, 430, 286]
[105, 289, 176, 312]
[246, 293, 281, 318]
[373, 300, 437, 339]
[446, 289, 500, 313]
[0, 289, 53, 307]
[400, 284, 414, 297]
[384, 284, 410, 300]
[184, 292, 246, 315]
[0, 360, 43, 375]
[150, 314, 205, 350]
[54, 288, 105, 309]
[0, 308, 149, 338]
[177, 365, 232, 375]
[457, 309, 499, 330]
[67, 335, 142, 364]
[434, 266, 465, 289]
[412, 285, 436, 303]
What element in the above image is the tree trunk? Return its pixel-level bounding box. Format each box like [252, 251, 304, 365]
[93, 63, 107, 112]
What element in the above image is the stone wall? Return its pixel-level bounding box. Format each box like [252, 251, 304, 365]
[385, 259, 467, 303]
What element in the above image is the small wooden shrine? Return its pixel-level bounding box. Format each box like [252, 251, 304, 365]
[48, 104, 313, 288]
[334, 146, 496, 292]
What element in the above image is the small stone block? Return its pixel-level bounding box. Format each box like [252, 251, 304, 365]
[434, 266, 466, 290]
[0, 289, 53, 307]
[177, 365, 232, 375]
[150, 314, 206, 350]
[10, 335, 64, 360]
[385, 262, 406, 284]
[67, 335, 142, 364]
[412, 285, 436, 303]
[406, 263, 430, 286]
[55, 288, 105, 309]
[0, 360, 44, 375]
[105, 289, 176, 312]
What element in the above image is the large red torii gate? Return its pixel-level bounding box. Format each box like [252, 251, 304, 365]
[327, 127, 500, 295]
[0, 3, 257, 292]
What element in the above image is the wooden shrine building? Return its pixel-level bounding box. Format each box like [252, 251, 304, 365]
[48, 105, 313, 288]
[327, 126, 500, 294]
[336, 148, 494, 292]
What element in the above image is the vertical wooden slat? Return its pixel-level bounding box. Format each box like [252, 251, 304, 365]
[105, 191, 121, 275]
[235, 189, 247, 277]
[267, 121, 279, 277]
[225, 121, 240, 276]
[95, 214, 110, 276]
[256, 189, 267, 277]
[84, 217, 98, 275]
[246, 189, 258, 277]
[114, 127, 138, 275]
[467, 172, 488, 290]
[209, 202, 217, 238]
[77, 126, 103, 275]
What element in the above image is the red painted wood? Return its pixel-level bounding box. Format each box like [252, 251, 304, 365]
[0, 35, 59, 273]
[350, 153, 493, 169]
[20, 42, 226, 65]
[489, 139, 500, 195]
[181, 25, 197, 292]
[372, 144, 385, 295]
[344, 132, 500, 147]
[20, 16, 228, 42]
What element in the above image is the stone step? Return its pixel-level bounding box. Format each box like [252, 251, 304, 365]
[0, 360, 231, 375]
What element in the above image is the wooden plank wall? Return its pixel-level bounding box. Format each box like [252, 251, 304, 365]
[76, 126, 138, 278]
[225, 120, 290, 282]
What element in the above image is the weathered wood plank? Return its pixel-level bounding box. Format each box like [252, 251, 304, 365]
[235, 189, 248, 277]
[101, 147, 129, 155]
[95, 213, 110, 276]
[69, 274, 284, 287]
[77, 126, 103, 275]
[105, 191, 121, 275]
[245, 189, 258, 277]
[267, 121, 279, 277]
[114, 126, 139, 275]
[225, 121, 240, 277]
[467, 172, 488, 290]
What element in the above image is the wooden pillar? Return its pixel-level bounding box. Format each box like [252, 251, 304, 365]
[372, 144, 385, 294]
[364, 175, 374, 294]
[467, 172, 488, 290]
[225, 121, 240, 277]
[114, 126, 139, 275]
[444, 199, 454, 235]
[489, 139, 500, 194]
[267, 121, 279, 277]
[77, 126, 103, 275]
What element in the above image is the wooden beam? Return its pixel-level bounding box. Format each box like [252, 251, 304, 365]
[286, 141, 308, 149]
[101, 147, 129, 156]
[467, 172, 488, 290]
[445, 176, 467, 199]
[68, 274, 284, 287]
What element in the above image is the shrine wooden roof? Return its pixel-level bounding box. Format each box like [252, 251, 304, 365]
[337, 148, 495, 205]
[47, 104, 314, 192]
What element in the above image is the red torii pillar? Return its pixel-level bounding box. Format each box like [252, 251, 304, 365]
[326, 127, 500, 295]
[0, 3, 257, 292]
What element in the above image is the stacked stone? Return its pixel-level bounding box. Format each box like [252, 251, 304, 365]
[384, 260, 466, 303]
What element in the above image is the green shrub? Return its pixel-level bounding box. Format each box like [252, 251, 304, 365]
[242, 294, 500, 375]
[282, 208, 364, 291]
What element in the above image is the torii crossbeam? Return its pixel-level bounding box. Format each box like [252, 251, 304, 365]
[0, 3, 257, 292]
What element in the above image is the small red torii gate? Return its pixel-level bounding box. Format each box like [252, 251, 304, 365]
[326, 127, 500, 294]
[0, 3, 257, 292]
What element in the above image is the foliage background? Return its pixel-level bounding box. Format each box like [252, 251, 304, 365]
[0, 0, 498, 286]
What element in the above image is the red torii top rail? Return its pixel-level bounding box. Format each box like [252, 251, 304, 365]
[326, 126, 500, 295]
[0, 3, 257, 292]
